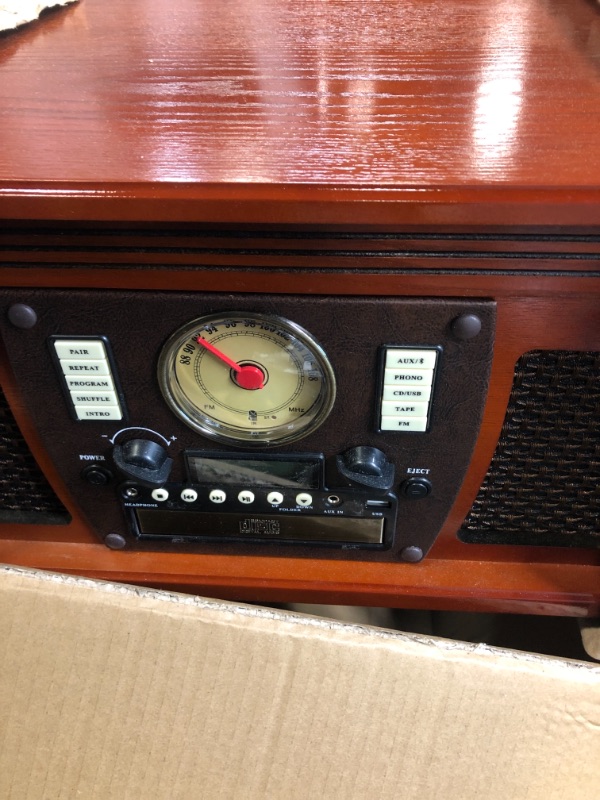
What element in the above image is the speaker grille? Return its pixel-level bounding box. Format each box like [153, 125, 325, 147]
[460, 350, 600, 548]
[0, 386, 71, 524]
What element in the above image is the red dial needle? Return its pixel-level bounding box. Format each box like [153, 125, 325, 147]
[196, 336, 265, 390]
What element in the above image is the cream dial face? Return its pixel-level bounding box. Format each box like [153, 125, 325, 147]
[158, 313, 336, 446]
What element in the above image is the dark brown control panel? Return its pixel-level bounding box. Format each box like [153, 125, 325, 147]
[0, 290, 495, 562]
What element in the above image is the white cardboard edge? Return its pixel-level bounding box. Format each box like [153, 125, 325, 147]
[0, 0, 79, 32]
[2, 563, 599, 679]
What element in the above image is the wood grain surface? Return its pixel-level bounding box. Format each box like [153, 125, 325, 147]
[0, 0, 599, 225]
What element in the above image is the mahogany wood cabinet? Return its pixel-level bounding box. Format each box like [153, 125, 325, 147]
[0, 0, 599, 615]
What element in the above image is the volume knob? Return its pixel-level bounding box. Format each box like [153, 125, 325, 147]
[336, 446, 395, 490]
[112, 438, 173, 487]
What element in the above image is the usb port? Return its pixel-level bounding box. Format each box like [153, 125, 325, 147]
[365, 499, 391, 509]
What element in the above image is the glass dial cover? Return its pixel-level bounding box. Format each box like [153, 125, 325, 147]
[158, 312, 336, 446]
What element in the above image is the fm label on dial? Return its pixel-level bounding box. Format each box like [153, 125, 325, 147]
[158, 312, 336, 446]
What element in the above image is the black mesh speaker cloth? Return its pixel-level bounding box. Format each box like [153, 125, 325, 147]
[460, 350, 600, 548]
[0, 386, 71, 524]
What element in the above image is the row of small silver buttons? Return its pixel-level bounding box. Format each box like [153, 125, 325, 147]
[151, 488, 314, 507]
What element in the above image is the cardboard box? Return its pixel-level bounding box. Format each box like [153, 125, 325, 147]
[581, 619, 600, 661]
[1, 565, 599, 799]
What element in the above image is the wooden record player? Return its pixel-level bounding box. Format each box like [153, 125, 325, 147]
[0, 0, 599, 615]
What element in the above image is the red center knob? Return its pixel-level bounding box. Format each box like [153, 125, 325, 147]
[235, 364, 265, 390]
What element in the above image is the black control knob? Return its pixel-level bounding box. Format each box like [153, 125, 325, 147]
[336, 446, 395, 490]
[112, 438, 173, 488]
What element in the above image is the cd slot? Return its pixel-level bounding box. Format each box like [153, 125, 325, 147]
[135, 509, 384, 546]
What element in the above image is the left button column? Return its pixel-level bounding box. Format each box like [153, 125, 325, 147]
[53, 338, 123, 420]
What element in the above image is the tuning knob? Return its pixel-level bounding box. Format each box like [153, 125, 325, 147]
[336, 446, 395, 490]
[112, 438, 173, 487]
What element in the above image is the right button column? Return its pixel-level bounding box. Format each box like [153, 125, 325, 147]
[380, 348, 438, 432]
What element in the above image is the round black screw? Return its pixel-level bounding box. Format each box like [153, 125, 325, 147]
[8, 304, 38, 329]
[104, 533, 127, 550]
[400, 546, 424, 563]
[451, 314, 482, 340]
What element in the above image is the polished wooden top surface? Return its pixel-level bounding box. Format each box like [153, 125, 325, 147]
[0, 0, 599, 223]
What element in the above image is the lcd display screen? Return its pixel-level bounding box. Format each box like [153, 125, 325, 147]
[186, 454, 321, 489]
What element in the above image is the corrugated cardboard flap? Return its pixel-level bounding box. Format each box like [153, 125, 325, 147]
[1, 565, 599, 800]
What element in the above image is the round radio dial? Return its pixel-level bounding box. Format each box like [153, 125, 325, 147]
[158, 312, 336, 447]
